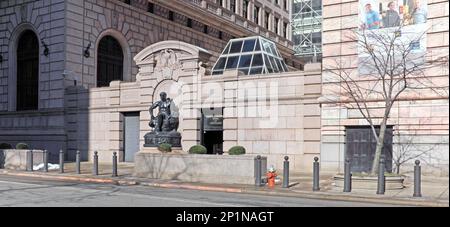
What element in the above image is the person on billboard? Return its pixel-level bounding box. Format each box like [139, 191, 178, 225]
[364, 3, 381, 30]
[383, 1, 401, 28]
[412, 0, 427, 24]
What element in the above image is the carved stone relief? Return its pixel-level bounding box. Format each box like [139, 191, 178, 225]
[153, 49, 183, 80]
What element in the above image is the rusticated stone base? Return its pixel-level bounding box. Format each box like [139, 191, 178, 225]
[0, 150, 45, 170]
[134, 153, 268, 185]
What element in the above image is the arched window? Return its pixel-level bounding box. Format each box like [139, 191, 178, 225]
[97, 36, 124, 87]
[17, 30, 39, 111]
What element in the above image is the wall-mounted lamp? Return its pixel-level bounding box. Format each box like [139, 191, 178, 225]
[84, 42, 91, 58]
[41, 39, 49, 56]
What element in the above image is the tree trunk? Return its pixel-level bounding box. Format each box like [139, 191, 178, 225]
[371, 120, 388, 176]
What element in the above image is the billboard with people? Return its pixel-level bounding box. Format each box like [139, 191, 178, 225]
[358, 0, 428, 74]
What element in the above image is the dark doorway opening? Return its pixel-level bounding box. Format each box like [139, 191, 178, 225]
[203, 131, 224, 155]
[123, 112, 140, 162]
[97, 35, 124, 87]
[345, 126, 393, 173]
[17, 30, 39, 111]
[201, 108, 224, 155]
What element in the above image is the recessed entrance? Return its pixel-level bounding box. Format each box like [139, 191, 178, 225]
[17, 30, 39, 111]
[345, 126, 393, 173]
[123, 112, 140, 162]
[201, 108, 224, 155]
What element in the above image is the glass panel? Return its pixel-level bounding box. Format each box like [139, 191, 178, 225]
[242, 39, 256, 52]
[263, 54, 271, 68]
[263, 40, 274, 55]
[226, 56, 239, 69]
[213, 57, 226, 70]
[249, 67, 263, 75]
[264, 54, 274, 73]
[239, 55, 253, 68]
[263, 43, 272, 55]
[251, 54, 263, 67]
[212, 37, 288, 76]
[254, 39, 261, 51]
[270, 44, 277, 57]
[229, 41, 243, 54]
[271, 45, 280, 57]
[269, 57, 279, 72]
[275, 59, 284, 72]
[222, 43, 231, 55]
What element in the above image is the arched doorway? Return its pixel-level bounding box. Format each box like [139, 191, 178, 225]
[16, 30, 39, 111]
[97, 35, 124, 87]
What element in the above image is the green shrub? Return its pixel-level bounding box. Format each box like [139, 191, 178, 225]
[229, 146, 246, 155]
[0, 143, 12, 149]
[15, 143, 30, 150]
[158, 143, 173, 153]
[189, 145, 207, 154]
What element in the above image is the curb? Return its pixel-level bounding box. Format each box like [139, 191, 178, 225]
[1, 171, 120, 185]
[242, 189, 449, 207]
[140, 182, 243, 193]
[1, 171, 448, 207]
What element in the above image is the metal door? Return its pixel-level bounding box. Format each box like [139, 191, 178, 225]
[346, 126, 393, 173]
[124, 113, 140, 162]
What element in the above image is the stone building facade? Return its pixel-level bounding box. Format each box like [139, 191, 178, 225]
[320, 0, 449, 176]
[63, 40, 321, 171]
[1, 0, 447, 176]
[1, 0, 316, 171]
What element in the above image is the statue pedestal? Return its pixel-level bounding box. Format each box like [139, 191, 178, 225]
[144, 131, 182, 148]
[140, 147, 186, 154]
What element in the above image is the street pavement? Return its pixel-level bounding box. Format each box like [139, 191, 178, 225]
[0, 175, 394, 207]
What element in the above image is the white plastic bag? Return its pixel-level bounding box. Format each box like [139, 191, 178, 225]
[33, 163, 60, 171]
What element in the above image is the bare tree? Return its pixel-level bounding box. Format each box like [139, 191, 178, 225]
[324, 22, 448, 176]
[393, 122, 446, 175]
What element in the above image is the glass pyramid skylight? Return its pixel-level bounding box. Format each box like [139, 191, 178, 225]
[212, 36, 289, 76]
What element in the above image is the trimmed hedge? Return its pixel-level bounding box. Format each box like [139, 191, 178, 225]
[189, 145, 207, 154]
[158, 143, 173, 153]
[229, 146, 246, 155]
[15, 143, 30, 150]
[0, 143, 12, 149]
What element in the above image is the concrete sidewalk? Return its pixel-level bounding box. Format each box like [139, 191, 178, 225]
[1, 162, 448, 207]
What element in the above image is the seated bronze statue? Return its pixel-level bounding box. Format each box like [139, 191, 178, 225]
[144, 92, 182, 148]
[149, 92, 179, 133]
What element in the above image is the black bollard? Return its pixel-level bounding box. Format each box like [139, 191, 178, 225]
[413, 160, 422, 198]
[43, 150, 48, 172]
[344, 158, 352, 192]
[76, 150, 81, 174]
[377, 158, 386, 195]
[112, 152, 118, 177]
[59, 150, 65, 174]
[255, 155, 262, 187]
[282, 156, 290, 188]
[313, 157, 320, 191]
[27, 150, 34, 172]
[93, 151, 99, 176]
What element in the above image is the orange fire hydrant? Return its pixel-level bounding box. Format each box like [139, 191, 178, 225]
[266, 167, 277, 188]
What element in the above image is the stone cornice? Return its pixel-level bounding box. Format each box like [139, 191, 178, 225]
[152, 0, 292, 46]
